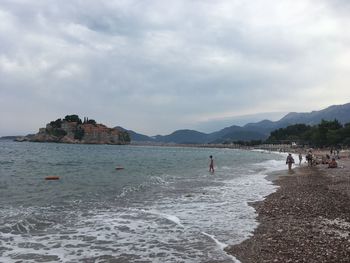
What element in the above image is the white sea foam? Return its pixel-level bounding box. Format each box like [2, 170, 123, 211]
[202, 232, 241, 263]
[117, 175, 170, 198]
[142, 209, 185, 228]
[251, 149, 271, 153]
[1, 181, 264, 262]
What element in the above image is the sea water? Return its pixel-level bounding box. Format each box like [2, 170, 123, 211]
[0, 140, 287, 262]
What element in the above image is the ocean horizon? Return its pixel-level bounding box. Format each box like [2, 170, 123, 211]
[0, 140, 287, 262]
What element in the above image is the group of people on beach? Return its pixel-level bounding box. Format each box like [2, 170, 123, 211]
[286, 149, 340, 170]
[209, 149, 340, 173]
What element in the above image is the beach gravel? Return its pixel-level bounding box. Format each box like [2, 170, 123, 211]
[225, 158, 350, 263]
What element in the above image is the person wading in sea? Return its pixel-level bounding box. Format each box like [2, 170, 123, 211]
[306, 150, 313, 167]
[298, 153, 302, 165]
[286, 153, 295, 170]
[209, 155, 214, 173]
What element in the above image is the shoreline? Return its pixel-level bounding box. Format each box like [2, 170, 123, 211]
[6, 138, 350, 159]
[3, 139, 350, 261]
[225, 157, 350, 262]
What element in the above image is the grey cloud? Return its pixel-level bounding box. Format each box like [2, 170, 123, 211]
[1, 0, 350, 136]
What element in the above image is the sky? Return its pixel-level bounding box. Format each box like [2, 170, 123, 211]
[1, 0, 350, 136]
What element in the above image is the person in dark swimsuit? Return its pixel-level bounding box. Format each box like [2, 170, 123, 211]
[209, 155, 214, 173]
[286, 153, 295, 170]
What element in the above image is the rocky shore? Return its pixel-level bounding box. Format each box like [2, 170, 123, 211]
[226, 157, 350, 262]
[16, 115, 130, 145]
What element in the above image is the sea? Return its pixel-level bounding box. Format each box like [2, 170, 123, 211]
[0, 140, 288, 263]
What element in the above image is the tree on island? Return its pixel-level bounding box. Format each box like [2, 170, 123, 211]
[64, 115, 82, 124]
[83, 117, 97, 125]
[49, 118, 63, 128]
[86, 119, 97, 125]
[119, 131, 131, 143]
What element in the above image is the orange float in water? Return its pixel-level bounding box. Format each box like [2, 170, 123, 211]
[45, 176, 60, 180]
[115, 167, 124, 170]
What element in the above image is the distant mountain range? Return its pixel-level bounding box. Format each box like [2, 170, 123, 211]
[116, 103, 350, 144]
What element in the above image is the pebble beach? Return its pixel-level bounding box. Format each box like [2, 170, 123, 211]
[226, 153, 350, 263]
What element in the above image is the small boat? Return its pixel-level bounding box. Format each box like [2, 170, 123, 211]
[115, 167, 124, 170]
[45, 176, 60, 180]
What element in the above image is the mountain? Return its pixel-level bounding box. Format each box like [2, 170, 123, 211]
[194, 111, 287, 132]
[243, 120, 278, 136]
[276, 103, 350, 126]
[210, 130, 266, 143]
[243, 103, 350, 135]
[128, 126, 266, 144]
[154, 129, 209, 144]
[119, 102, 350, 144]
[115, 126, 155, 142]
[124, 126, 266, 144]
[207, 125, 266, 143]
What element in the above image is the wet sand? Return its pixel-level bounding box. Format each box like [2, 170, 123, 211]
[225, 158, 350, 263]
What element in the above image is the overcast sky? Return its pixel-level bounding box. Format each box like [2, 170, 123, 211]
[1, 0, 350, 136]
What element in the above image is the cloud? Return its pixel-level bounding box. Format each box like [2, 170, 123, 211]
[1, 0, 350, 136]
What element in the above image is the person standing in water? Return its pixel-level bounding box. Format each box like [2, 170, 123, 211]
[209, 155, 214, 173]
[298, 153, 302, 165]
[286, 153, 295, 170]
[306, 150, 313, 167]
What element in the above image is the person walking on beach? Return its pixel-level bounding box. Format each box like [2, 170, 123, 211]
[298, 153, 302, 165]
[209, 155, 214, 173]
[306, 151, 313, 167]
[286, 153, 295, 170]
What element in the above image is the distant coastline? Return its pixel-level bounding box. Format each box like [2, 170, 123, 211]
[0, 136, 21, 140]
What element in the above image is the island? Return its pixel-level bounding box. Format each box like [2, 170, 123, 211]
[17, 115, 130, 145]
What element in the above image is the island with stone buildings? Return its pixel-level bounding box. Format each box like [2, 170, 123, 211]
[17, 115, 130, 145]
